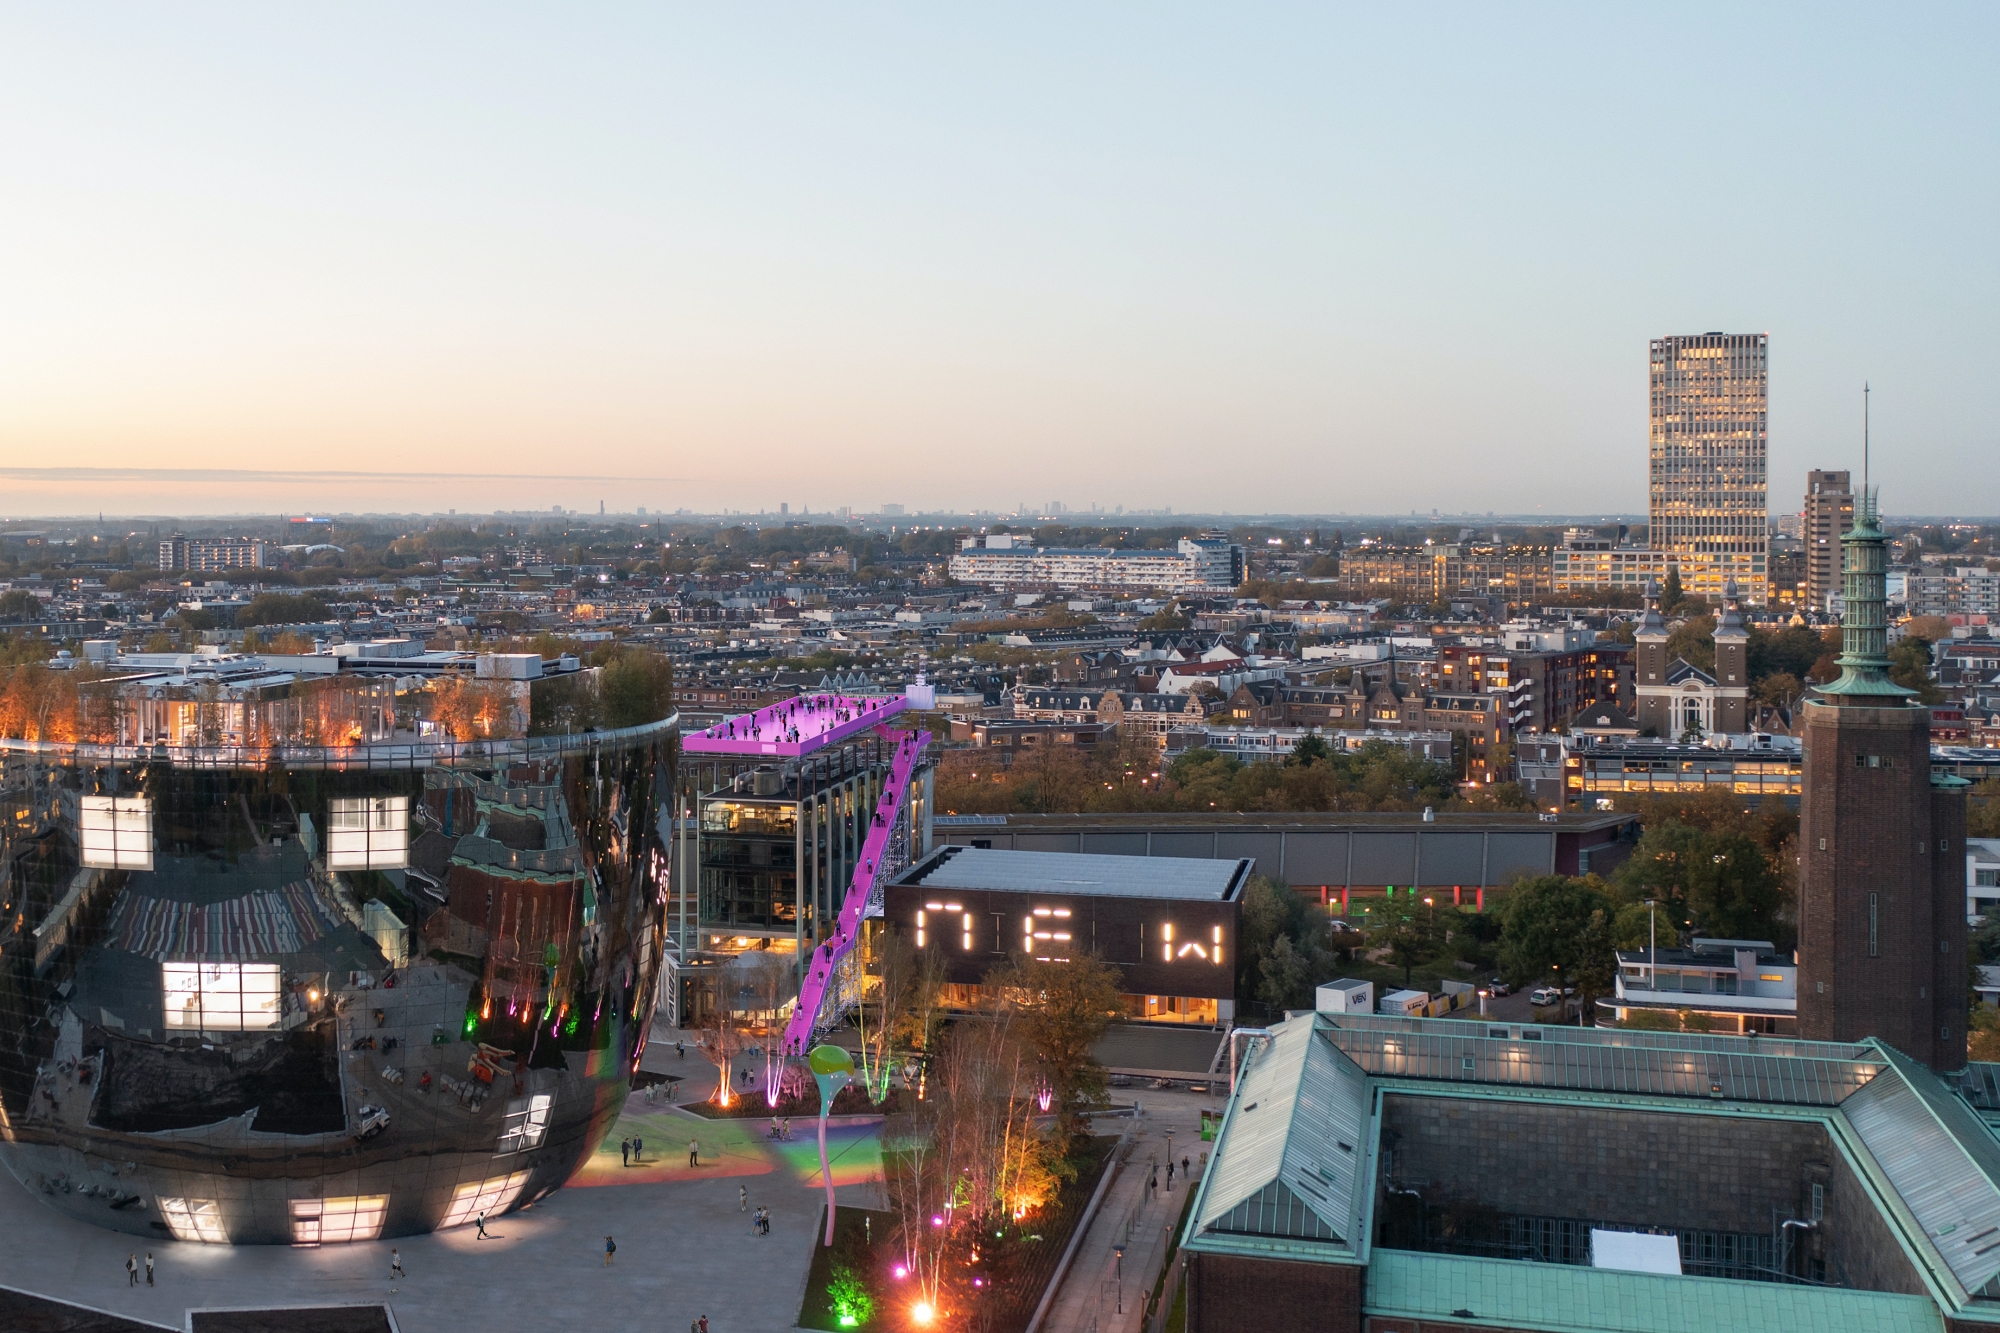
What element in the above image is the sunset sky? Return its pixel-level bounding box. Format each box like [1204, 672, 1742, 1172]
[2, 5, 1995, 517]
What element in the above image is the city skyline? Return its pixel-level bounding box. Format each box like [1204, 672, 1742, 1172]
[3, 6, 1996, 516]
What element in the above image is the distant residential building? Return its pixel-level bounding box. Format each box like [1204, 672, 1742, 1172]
[944, 717, 1116, 765]
[1566, 733, 1804, 808]
[1969, 839, 2000, 920]
[1938, 638, 2000, 695]
[157, 535, 267, 572]
[1163, 725, 1453, 767]
[1648, 333, 1770, 603]
[1803, 469, 1853, 612]
[1337, 543, 1556, 605]
[949, 532, 1243, 593]
[1908, 567, 2000, 619]
[1096, 690, 1213, 737]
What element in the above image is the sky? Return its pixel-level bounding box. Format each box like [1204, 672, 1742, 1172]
[1, 5, 1995, 519]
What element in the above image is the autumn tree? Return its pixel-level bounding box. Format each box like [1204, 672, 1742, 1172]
[983, 952, 1121, 1150]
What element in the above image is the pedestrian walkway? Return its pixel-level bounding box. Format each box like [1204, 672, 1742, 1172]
[1041, 1087, 1219, 1333]
[0, 1037, 888, 1333]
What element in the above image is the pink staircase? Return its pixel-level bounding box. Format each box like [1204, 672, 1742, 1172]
[770, 725, 929, 1101]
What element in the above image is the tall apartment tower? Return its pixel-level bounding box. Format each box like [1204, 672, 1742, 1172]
[1648, 334, 1769, 605]
[1803, 470, 1854, 613]
[1797, 488, 1968, 1071]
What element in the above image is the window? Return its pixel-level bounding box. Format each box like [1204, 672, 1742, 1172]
[158, 1197, 227, 1243]
[162, 961, 282, 1031]
[290, 1195, 388, 1245]
[1868, 893, 1879, 958]
[496, 1094, 552, 1153]
[327, 796, 409, 869]
[79, 795, 153, 870]
[440, 1170, 533, 1229]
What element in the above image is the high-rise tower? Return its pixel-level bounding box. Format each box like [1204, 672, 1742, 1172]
[1796, 486, 1968, 1070]
[1803, 469, 1854, 613]
[1648, 334, 1769, 604]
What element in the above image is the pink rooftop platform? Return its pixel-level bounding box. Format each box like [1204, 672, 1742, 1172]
[680, 692, 909, 758]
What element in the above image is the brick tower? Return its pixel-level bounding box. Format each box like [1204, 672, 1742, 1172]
[1712, 580, 1750, 735]
[1796, 487, 1968, 1070]
[1633, 581, 1671, 738]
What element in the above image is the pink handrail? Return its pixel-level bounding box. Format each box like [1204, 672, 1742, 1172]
[768, 726, 929, 1104]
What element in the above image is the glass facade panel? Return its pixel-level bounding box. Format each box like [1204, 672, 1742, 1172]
[0, 717, 674, 1244]
[327, 796, 410, 869]
[440, 1170, 533, 1229]
[158, 1197, 228, 1243]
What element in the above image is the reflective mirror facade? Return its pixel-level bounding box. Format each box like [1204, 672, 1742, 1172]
[0, 719, 674, 1244]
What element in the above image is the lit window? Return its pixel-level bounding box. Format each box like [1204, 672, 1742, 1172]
[440, 1170, 533, 1229]
[79, 795, 153, 870]
[496, 1094, 552, 1153]
[162, 961, 282, 1031]
[290, 1195, 388, 1245]
[328, 797, 409, 869]
[158, 1197, 227, 1243]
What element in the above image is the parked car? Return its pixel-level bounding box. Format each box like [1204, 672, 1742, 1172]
[1529, 987, 1561, 1006]
[1487, 979, 1512, 997]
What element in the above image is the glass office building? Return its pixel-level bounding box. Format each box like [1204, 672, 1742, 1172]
[0, 712, 675, 1244]
[1648, 333, 1770, 603]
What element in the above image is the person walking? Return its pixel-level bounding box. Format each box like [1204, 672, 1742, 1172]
[475, 1212, 489, 1240]
[125, 1254, 137, 1286]
[1166, 1159, 1175, 1190]
[700, 1316, 709, 1333]
[739, 1184, 748, 1212]
[633, 1135, 643, 1162]
[144, 1254, 154, 1287]
[604, 1235, 616, 1266]
[621, 1137, 631, 1168]
[390, 1249, 405, 1281]
[1182, 1154, 1191, 1181]
[677, 1040, 685, 1059]
[689, 1137, 699, 1168]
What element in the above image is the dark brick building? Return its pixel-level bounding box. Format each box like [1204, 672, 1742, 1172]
[1796, 491, 1969, 1071]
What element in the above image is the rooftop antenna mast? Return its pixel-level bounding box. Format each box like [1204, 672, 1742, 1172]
[1863, 382, 1870, 496]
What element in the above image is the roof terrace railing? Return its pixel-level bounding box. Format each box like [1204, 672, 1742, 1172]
[0, 712, 679, 772]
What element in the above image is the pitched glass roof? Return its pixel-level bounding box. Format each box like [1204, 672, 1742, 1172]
[1366, 1251, 1946, 1333]
[1194, 1017, 1368, 1249]
[1845, 1044, 2000, 1299]
[1321, 1014, 1885, 1107]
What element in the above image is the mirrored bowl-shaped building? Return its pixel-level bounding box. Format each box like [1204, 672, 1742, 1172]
[0, 718, 674, 1244]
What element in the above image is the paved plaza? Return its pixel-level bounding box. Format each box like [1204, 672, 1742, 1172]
[0, 1019, 1223, 1333]
[0, 1026, 885, 1333]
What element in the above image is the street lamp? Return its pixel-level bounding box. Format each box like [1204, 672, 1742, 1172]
[1114, 1245, 1125, 1313]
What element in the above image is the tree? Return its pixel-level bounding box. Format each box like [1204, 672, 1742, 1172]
[1381, 904, 1443, 989]
[1665, 615, 1717, 675]
[1970, 780, 2000, 840]
[1497, 874, 1619, 994]
[1611, 819, 1790, 949]
[1660, 567, 1684, 615]
[1888, 636, 1944, 704]
[237, 591, 331, 627]
[982, 952, 1122, 1149]
[1287, 732, 1332, 768]
[1573, 908, 1619, 1027]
